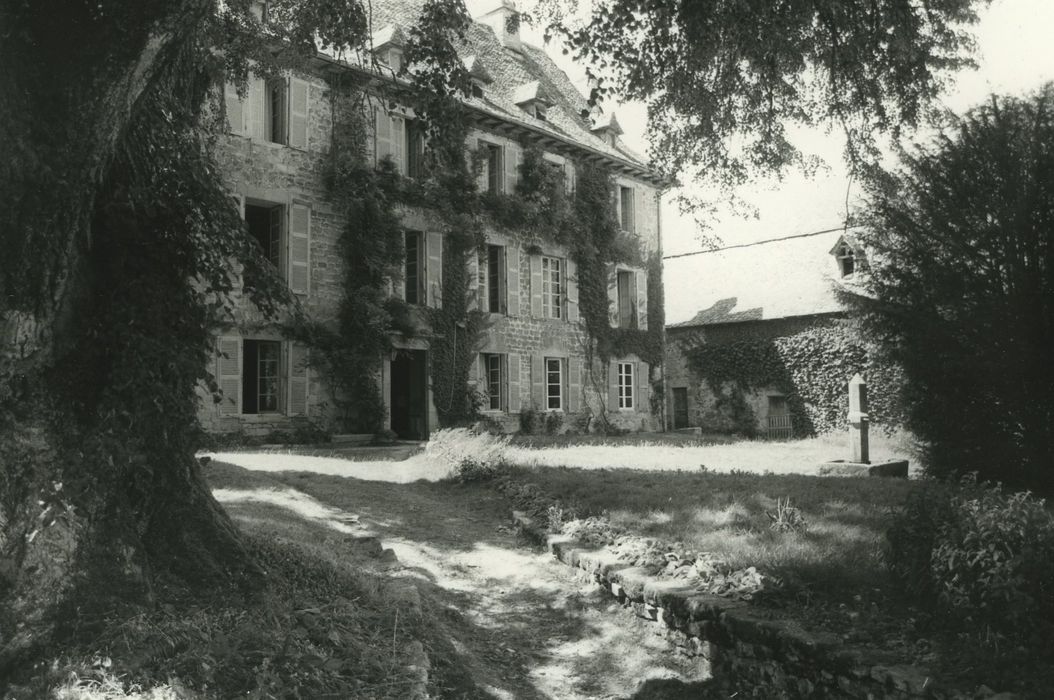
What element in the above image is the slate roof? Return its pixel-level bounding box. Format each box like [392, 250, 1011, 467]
[318, 0, 661, 182]
[664, 229, 864, 328]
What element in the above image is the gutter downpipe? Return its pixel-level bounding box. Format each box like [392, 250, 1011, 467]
[657, 189, 668, 432]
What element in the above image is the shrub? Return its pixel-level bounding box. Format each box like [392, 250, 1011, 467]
[518, 405, 540, 435]
[425, 427, 510, 482]
[887, 478, 1054, 635]
[767, 497, 808, 533]
[543, 411, 563, 435]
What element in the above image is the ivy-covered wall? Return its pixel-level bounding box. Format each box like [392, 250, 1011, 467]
[666, 315, 904, 437]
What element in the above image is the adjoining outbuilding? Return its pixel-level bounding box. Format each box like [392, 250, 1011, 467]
[663, 228, 902, 438]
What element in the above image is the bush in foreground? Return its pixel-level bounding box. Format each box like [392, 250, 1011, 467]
[426, 427, 510, 482]
[887, 478, 1054, 637]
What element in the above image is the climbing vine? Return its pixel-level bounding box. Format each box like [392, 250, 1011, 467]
[683, 322, 905, 436]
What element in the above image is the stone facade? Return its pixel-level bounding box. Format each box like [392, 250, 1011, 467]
[665, 315, 842, 436]
[197, 0, 666, 438]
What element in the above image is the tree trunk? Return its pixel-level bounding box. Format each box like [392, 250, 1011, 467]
[0, 1, 261, 681]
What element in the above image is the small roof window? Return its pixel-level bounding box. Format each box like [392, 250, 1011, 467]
[830, 237, 862, 278]
[513, 81, 553, 119]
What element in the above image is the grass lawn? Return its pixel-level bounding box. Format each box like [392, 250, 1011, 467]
[506, 429, 918, 476]
[512, 464, 924, 605]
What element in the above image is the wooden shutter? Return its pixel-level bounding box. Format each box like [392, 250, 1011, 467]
[566, 258, 579, 323]
[636, 269, 649, 330]
[288, 203, 310, 295]
[564, 161, 576, 194]
[531, 355, 544, 409]
[249, 76, 266, 140]
[607, 265, 619, 327]
[473, 138, 488, 191]
[391, 115, 406, 174]
[224, 82, 244, 136]
[426, 231, 443, 308]
[506, 245, 520, 316]
[568, 358, 582, 412]
[638, 361, 650, 414]
[504, 143, 521, 194]
[375, 106, 392, 165]
[288, 76, 309, 150]
[216, 337, 242, 416]
[607, 361, 619, 413]
[507, 353, 521, 412]
[467, 249, 481, 311]
[268, 205, 282, 272]
[288, 342, 309, 416]
[634, 187, 646, 234]
[530, 255, 543, 318]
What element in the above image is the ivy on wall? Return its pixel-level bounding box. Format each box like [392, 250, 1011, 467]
[683, 321, 905, 436]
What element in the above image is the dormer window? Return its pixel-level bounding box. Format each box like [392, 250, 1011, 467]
[830, 237, 861, 278]
[591, 112, 624, 147]
[471, 82, 485, 98]
[513, 81, 553, 121]
[463, 55, 493, 100]
[386, 48, 404, 74]
[372, 24, 406, 76]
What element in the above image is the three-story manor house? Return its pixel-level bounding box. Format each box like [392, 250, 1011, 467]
[198, 0, 668, 439]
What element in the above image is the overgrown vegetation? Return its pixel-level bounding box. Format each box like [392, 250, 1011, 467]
[850, 86, 1054, 491]
[683, 322, 904, 436]
[425, 427, 510, 482]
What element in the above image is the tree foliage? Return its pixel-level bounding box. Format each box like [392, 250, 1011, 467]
[534, 0, 986, 189]
[849, 85, 1054, 491]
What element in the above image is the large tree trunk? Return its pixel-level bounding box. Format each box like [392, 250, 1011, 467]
[0, 1, 261, 680]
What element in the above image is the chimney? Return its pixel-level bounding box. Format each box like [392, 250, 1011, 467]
[470, 0, 522, 53]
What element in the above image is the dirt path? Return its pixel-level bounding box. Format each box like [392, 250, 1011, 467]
[222, 463, 710, 699]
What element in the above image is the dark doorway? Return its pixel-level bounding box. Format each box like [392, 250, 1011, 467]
[673, 387, 689, 429]
[390, 350, 428, 440]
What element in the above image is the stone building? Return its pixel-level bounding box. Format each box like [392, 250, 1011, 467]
[197, 0, 668, 439]
[663, 229, 876, 437]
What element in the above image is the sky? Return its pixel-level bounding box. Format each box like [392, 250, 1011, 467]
[519, 0, 1054, 256]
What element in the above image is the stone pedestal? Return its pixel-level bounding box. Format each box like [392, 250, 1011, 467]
[817, 374, 908, 478]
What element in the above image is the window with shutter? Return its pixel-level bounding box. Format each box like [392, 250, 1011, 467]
[375, 105, 392, 165]
[541, 256, 563, 319]
[426, 231, 443, 308]
[288, 203, 310, 295]
[617, 362, 635, 409]
[636, 269, 649, 330]
[288, 77, 309, 150]
[391, 115, 406, 174]
[545, 357, 564, 411]
[504, 143, 520, 194]
[404, 231, 422, 304]
[243, 339, 281, 414]
[245, 202, 283, 272]
[224, 82, 245, 136]
[619, 186, 634, 232]
[288, 342, 309, 416]
[617, 269, 638, 328]
[264, 78, 287, 145]
[506, 245, 521, 316]
[217, 337, 242, 415]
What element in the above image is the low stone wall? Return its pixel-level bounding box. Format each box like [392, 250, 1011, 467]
[544, 532, 959, 700]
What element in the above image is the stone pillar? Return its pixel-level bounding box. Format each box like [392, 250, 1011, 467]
[848, 374, 869, 464]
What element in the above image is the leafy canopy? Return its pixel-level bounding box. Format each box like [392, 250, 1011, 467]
[533, 0, 986, 190]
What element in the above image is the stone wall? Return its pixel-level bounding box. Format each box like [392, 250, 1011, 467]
[548, 534, 962, 700]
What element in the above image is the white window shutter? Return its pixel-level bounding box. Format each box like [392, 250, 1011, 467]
[391, 115, 406, 174]
[288, 203, 310, 295]
[607, 362, 619, 413]
[249, 76, 266, 141]
[531, 355, 544, 409]
[468, 249, 481, 311]
[529, 255, 543, 318]
[507, 353, 521, 412]
[224, 82, 245, 136]
[426, 231, 443, 308]
[374, 106, 392, 166]
[638, 361, 650, 414]
[506, 245, 520, 316]
[268, 205, 282, 273]
[504, 143, 520, 194]
[635, 187, 647, 234]
[566, 258, 579, 323]
[564, 161, 576, 194]
[288, 76, 309, 150]
[607, 264, 619, 327]
[288, 342, 309, 416]
[568, 358, 581, 413]
[216, 337, 242, 415]
[636, 269, 649, 330]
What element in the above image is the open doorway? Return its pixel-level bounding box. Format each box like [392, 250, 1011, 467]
[390, 349, 428, 440]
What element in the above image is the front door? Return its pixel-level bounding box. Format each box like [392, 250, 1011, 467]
[673, 387, 689, 429]
[390, 350, 428, 440]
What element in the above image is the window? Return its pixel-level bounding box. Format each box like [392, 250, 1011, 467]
[406, 119, 426, 179]
[617, 362, 634, 409]
[245, 202, 283, 273]
[619, 185, 635, 232]
[265, 78, 287, 145]
[617, 269, 637, 328]
[481, 142, 502, 194]
[404, 230, 423, 304]
[835, 242, 856, 277]
[478, 244, 506, 313]
[470, 82, 485, 98]
[545, 358, 564, 410]
[243, 339, 282, 414]
[387, 48, 404, 74]
[482, 353, 505, 411]
[767, 395, 792, 438]
[541, 256, 563, 319]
